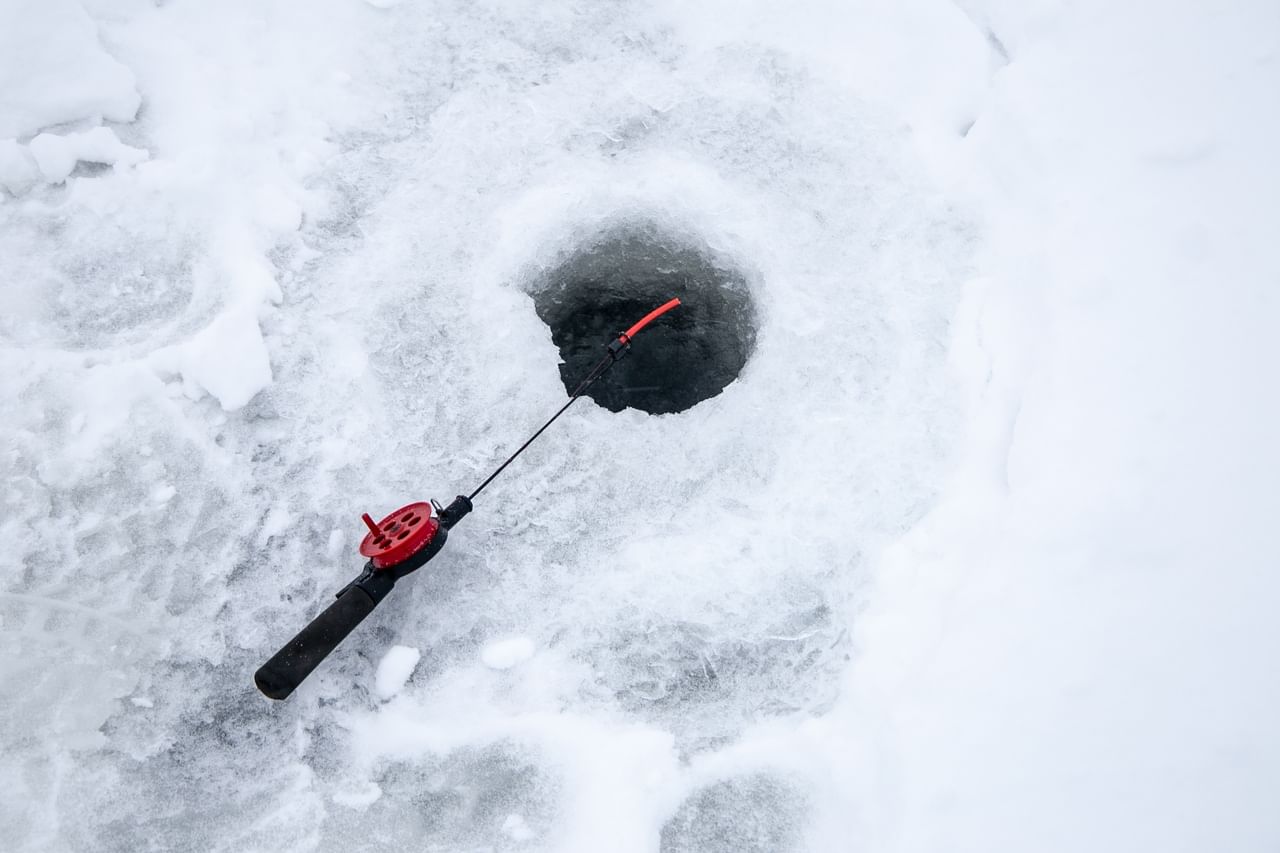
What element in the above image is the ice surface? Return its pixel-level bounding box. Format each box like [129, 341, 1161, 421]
[1, 0, 1277, 851]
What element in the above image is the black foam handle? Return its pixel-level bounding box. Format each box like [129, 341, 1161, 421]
[254, 573, 394, 701]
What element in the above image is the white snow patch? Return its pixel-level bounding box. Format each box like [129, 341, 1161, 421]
[27, 127, 148, 183]
[332, 781, 383, 809]
[656, 0, 990, 149]
[252, 184, 302, 233]
[0, 139, 38, 194]
[326, 528, 346, 560]
[480, 636, 536, 671]
[374, 645, 421, 699]
[0, 0, 141, 138]
[259, 505, 293, 544]
[501, 813, 535, 842]
[153, 307, 273, 411]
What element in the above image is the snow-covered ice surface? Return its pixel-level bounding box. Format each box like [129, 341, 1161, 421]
[1, 0, 1277, 851]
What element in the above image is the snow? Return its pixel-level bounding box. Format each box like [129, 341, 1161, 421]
[151, 304, 275, 410]
[374, 645, 421, 699]
[481, 635, 537, 670]
[826, 5, 1280, 848]
[326, 528, 346, 559]
[0, 0, 141, 139]
[331, 780, 383, 810]
[0, 138, 39, 194]
[503, 813, 537, 841]
[27, 126, 148, 183]
[1, 0, 1277, 851]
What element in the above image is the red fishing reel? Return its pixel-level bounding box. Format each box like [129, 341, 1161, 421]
[357, 496, 473, 571]
[358, 503, 439, 568]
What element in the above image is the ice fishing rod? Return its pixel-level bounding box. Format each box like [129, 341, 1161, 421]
[254, 297, 682, 700]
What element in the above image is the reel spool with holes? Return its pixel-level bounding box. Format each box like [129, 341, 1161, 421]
[358, 503, 440, 569]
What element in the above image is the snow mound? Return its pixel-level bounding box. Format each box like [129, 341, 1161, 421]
[27, 126, 147, 183]
[150, 306, 274, 411]
[375, 645, 421, 699]
[0, 0, 141, 139]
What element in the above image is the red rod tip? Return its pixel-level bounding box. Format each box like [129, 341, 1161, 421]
[622, 297, 682, 340]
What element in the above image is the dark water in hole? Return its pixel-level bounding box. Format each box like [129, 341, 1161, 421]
[533, 232, 757, 414]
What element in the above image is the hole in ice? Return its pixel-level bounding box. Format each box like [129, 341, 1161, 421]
[530, 223, 758, 414]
